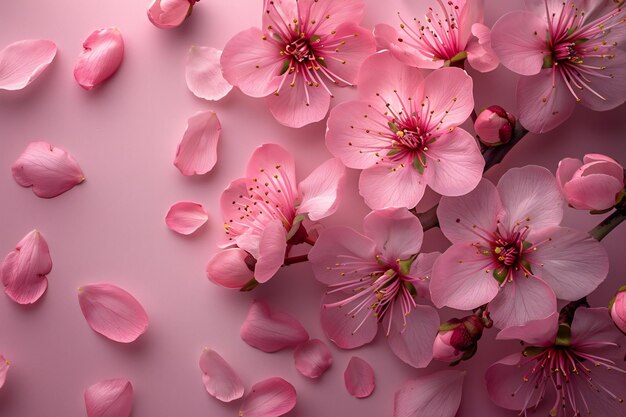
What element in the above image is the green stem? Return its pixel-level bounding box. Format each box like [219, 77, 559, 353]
[589, 208, 626, 241]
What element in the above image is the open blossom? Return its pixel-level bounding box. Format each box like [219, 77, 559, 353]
[308, 208, 440, 368]
[486, 308, 626, 417]
[207, 144, 345, 288]
[326, 51, 484, 210]
[491, 0, 626, 133]
[374, 0, 498, 72]
[430, 165, 609, 329]
[220, 0, 376, 128]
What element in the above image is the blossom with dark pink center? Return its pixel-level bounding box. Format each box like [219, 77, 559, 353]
[308, 208, 440, 368]
[491, 0, 626, 133]
[430, 165, 609, 329]
[326, 51, 484, 209]
[220, 0, 376, 128]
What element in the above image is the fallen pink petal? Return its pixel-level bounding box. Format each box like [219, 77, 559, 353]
[0, 39, 56, 90]
[293, 339, 333, 379]
[393, 370, 465, 417]
[239, 377, 297, 417]
[186, 46, 232, 101]
[344, 356, 375, 399]
[84, 378, 133, 417]
[174, 111, 221, 176]
[199, 348, 244, 403]
[147, 0, 197, 29]
[0, 355, 9, 390]
[165, 201, 208, 235]
[74, 27, 124, 90]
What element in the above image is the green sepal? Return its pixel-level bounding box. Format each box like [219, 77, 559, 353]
[388, 121, 400, 132]
[403, 281, 418, 297]
[279, 59, 291, 75]
[522, 346, 546, 357]
[316, 57, 328, 68]
[542, 54, 554, 68]
[522, 240, 533, 251]
[387, 148, 402, 157]
[413, 156, 425, 175]
[286, 213, 308, 241]
[398, 254, 417, 275]
[520, 259, 534, 275]
[240, 278, 260, 292]
[439, 321, 462, 332]
[555, 323, 572, 347]
[493, 267, 508, 284]
[310, 34, 321, 43]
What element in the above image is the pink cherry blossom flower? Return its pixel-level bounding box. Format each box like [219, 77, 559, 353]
[557, 153, 625, 211]
[610, 286, 626, 334]
[486, 308, 626, 417]
[474, 105, 516, 147]
[208, 144, 346, 288]
[326, 51, 484, 209]
[220, 0, 376, 128]
[308, 207, 440, 368]
[431, 165, 609, 329]
[374, 0, 499, 72]
[491, 0, 626, 133]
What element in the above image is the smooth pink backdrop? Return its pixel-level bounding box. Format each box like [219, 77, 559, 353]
[1, 1, 625, 416]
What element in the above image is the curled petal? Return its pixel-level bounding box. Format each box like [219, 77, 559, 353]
[206, 248, 254, 289]
[254, 220, 287, 284]
[239, 377, 297, 417]
[199, 348, 244, 402]
[78, 283, 149, 343]
[293, 339, 333, 379]
[12, 141, 85, 198]
[240, 300, 309, 353]
[74, 27, 124, 90]
[297, 158, 346, 221]
[174, 111, 221, 176]
[344, 356, 375, 398]
[84, 378, 133, 417]
[0, 39, 56, 90]
[1, 230, 52, 304]
[185, 46, 232, 101]
[0, 355, 9, 390]
[165, 201, 208, 235]
[147, 0, 194, 29]
[393, 370, 464, 417]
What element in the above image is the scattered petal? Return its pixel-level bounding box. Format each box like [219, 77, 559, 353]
[165, 201, 208, 235]
[74, 28, 124, 90]
[78, 283, 149, 343]
[199, 348, 244, 402]
[0, 39, 56, 90]
[84, 378, 133, 417]
[344, 356, 375, 399]
[12, 141, 85, 198]
[186, 46, 232, 101]
[147, 0, 195, 29]
[0, 355, 9, 390]
[174, 111, 221, 176]
[293, 339, 333, 379]
[239, 377, 297, 417]
[240, 300, 309, 353]
[1, 230, 52, 304]
[393, 370, 465, 417]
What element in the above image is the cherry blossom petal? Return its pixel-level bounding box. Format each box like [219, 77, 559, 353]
[466, 23, 499, 73]
[321, 22, 376, 86]
[393, 370, 465, 417]
[297, 0, 365, 35]
[374, 24, 443, 69]
[576, 53, 626, 111]
[147, 0, 193, 29]
[496, 312, 558, 346]
[245, 144, 297, 193]
[556, 157, 583, 191]
[254, 220, 287, 284]
[0, 355, 9, 390]
[571, 307, 622, 347]
[165, 201, 208, 235]
[418, 67, 474, 131]
[206, 248, 254, 289]
[297, 158, 346, 221]
[344, 357, 375, 398]
[74, 28, 124, 90]
[0, 39, 56, 90]
[363, 208, 423, 260]
[185, 46, 232, 101]
[199, 348, 244, 402]
[563, 174, 623, 211]
[12, 141, 85, 198]
[293, 339, 333, 379]
[78, 283, 149, 343]
[240, 300, 309, 353]
[359, 162, 427, 210]
[1, 230, 52, 304]
[320, 291, 379, 349]
[174, 111, 221, 176]
[485, 353, 540, 411]
[84, 378, 133, 417]
[239, 377, 296, 417]
[387, 304, 439, 369]
[265, 76, 331, 128]
[406, 252, 441, 299]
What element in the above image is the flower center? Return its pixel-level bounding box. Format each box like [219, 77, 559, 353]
[284, 38, 314, 62]
[489, 230, 533, 283]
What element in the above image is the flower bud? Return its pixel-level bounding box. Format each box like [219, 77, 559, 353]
[148, 0, 197, 29]
[206, 248, 255, 289]
[474, 105, 516, 146]
[609, 286, 626, 334]
[432, 315, 485, 364]
[557, 154, 625, 211]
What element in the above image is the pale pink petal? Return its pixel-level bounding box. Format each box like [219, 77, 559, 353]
[527, 226, 608, 301]
[174, 111, 221, 176]
[485, 353, 540, 410]
[576, 52, 626, 111]
[240, 300, 309, 353]
[344, 356, 375, 399]
[297, 0, 365, 35]
[199, 348, 244, 402]
[254, 220, 287, 284]
[418, 67, 474, 130]
[261, 0, 297, 33]
[74, 28, 124, 90]
[387, 304, 439, 369]
[393, 370, 464, 417]
[583, 153, 621, 165]
[437, 179, 503, 245]
[0, 355, 9, 390]
[147, 0, 193, 29]
[497, 165, 563, 232]
[297, 158, 346, 221]
[359, 161, 427, 209]
[488, 276, 557, 329]
[12, 141, 85, 198]
[490, 11, 547, 76]
[373, 24, 444, 69]
[320, 292, 379, 349]
[563, 175, 623, 211]
[556, 157, 583, 191]
[293, 339, 333, 379]
[239, 377, 296, 417]
[165, 201, 208, 235]
[245, 144, 297, 193]
[406, 252, 441, 299]
[221, 28, 282, 98]
[430, 243, 499, 310]
[0, 39, 56, 90]
[185, 46, 232, 101]
[466, 23, 499, 73]
[206, 248, 254, 289]
[1, 230, 52, 304]
[363, 208, 423, 260]
[577, 159, 623, 179]
[571, 307, 622, 347]
[611, 291, 626, 335]
[78, 283, 149, 343]
[496, 312, 558, 346]
[320, 22, 376, 86]
[517, 69, 576, 134]
[219, 178, 260, 250]
[84, 378, 133, 417]
[265, 75, 331, 128]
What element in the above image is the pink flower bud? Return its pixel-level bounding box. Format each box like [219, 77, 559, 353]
[557, 154, 625, 211]
[609, 286, 626, 334]
[432, 315, 485, 363]
[147, 0, 197, 29]
[432, 331, 464, 362]
[474, 105, 516, 146]
[206, 248, 255, 289]
[74, 28, 124, 90]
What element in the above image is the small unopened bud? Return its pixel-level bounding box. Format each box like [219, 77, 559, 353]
[474, 105, 516, 147]
[609, 285, 626, 334]
[433, 315, 485, 364]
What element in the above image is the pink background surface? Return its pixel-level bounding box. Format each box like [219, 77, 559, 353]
[1, 1, 625, 416]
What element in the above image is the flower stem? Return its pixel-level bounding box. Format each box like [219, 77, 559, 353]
[304, 236, 317, 246]
[284, 254, 309, 265]
[589, 208, 626, 241]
